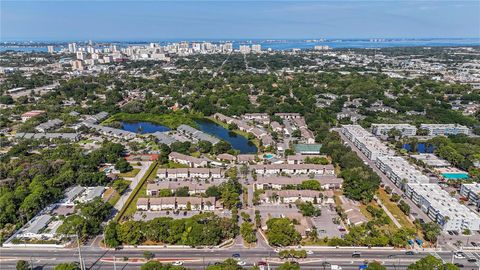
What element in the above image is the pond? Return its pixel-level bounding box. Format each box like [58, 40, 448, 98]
[120, 119, 257, 154]
[195, 119, 258, 154]
[402, 143, 436, 153]
[121, 121, 170, 134]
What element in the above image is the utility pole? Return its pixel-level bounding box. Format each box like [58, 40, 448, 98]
[77, 233, 85, 270]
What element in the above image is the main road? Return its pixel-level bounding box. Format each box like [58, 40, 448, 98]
[1, 246, 478, 270]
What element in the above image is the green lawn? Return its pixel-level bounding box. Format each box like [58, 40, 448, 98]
[103, 112, 200, 129]
[118, 168, 140, 178]
[376, 188, 415, 229]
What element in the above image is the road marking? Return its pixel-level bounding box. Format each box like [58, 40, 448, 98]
[431, 252, 445, 263]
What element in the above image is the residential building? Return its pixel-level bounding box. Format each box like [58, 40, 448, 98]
[255, 175, 342, 190]
[251, 164, 335, 176]
[168, 152, 208, 168]
[419, 124, 470, 136]
[371, 124, 417, 137]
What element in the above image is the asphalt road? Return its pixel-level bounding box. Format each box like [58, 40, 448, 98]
[1, 247, 479, 270]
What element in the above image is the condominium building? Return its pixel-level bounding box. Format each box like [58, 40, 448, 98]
[460, 183, 480, 208]
[341, 125, 394, 160]
[419, 124, 470, 136]
[371, 124, 417, 137]
[251, 164, 335, 176]
[376, 156, 430, 189]
[405, 183, 480, 232]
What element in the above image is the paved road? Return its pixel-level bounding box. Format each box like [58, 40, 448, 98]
[1, 247, 478, 270]
[112, 161, 153, 213]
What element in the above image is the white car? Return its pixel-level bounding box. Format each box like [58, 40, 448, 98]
[237, 261, 247, 266]
[274, 248, 281, 253]
[306, 250, 314, 255]
[172, 261, 183, 266]
[454, 252, 466, 259]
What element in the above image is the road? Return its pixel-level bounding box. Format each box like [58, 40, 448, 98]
[1, 246, 479, 269]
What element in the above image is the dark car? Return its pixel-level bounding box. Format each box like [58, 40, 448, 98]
[405, 251, 415, 255]
[257, 261, 267, 266]
[232, 253, 241, 258]
[352, 252, 361, 258]
[471, 242, 477, 247]
[454, 263, 464, 268]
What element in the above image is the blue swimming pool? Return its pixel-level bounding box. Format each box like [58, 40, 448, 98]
[264, 153, 274, 159]
[442, 173, 469, 179]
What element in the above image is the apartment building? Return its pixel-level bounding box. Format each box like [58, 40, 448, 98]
[376, 155, 430, 189]
[371, 124, 417, 137]
[261, 190, 323, 204]
[460, 183, 480, 208]
[419, 124, 470, 136]
[137, 197, 217, 211]
[405, 183, 480, 232]
[146, 182, 212, 196]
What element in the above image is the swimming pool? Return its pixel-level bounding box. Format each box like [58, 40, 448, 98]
[442, 173, 469, 179]
[263, 153, 274, 159]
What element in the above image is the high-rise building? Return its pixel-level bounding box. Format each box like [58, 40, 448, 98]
[239, 45, 251, 54]
[76, 51, 85, 60]
[251, 44, 262, 53]
[47, 46, 54, 53]
[68, 43, 77, 53]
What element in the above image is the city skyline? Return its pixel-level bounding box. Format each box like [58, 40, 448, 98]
[1, 1, 480, 41]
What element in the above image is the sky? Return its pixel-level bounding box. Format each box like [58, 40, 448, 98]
[1, 0, 479, 41]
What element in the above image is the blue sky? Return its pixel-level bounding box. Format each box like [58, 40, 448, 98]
[1, 1, 479, 41]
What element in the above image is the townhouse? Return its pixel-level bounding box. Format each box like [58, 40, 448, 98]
[274, 113, 302, 119]
[286, 154, 327, 164]
[146, 181, 212, 196]
[35, 119, 63, 132]
[251, 164, 335, 176]
[243, 113, 270, 124]
[261, 190, 323, 204]
[168, 152, 208, 168]
[177, 124, 220, 145]
[255, 175, 342, 190]
[157, 168, 223, 180]
[137, 197, 217, 211]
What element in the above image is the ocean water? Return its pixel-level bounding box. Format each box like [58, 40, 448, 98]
[1, 38, 479, 52]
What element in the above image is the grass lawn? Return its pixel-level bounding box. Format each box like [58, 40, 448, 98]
[103, 112, 200, 129]
[376, 188, 415, 229]
[115, 162, 159, 221]
[160, 161, 190, 169]
[118, 168, 140, 178]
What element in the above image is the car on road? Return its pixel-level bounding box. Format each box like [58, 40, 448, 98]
[471, 242, 477, 247]
[405, 251, 416, 255]
[454, 263, 464, 268]
[274, 248, 281, 253]
[257, 261, 267, 266]
[454, 252, 466, 259]
[237, 261, 246, 266]
[232, 253, 241, 258]
[306, 250, 314, 255]
[172, 261, 183, 266]
[352, 251, 361, 258]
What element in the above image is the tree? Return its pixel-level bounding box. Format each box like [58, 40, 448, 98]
[112, 179, 130, 194]
[175, 186, 190, 197]
[53, 263, 80, 270]
[296, 201, 321, 217]
[367, 261, 387, 270]
[115, 158, 133, 173]
[421, 222, 441, 243]
[299, 180, 321, 190]
[104, 221, 120, 248]
[198, 140, 213, 153]
[398, 200, 410, 215]
[276, 262, 301, 270]
[16, 260, 30, 270]
[213, 141, 232, 155]
[240, 222, 257, 243]
[407, 255, 459, 270]
[266, 218, 301, 247]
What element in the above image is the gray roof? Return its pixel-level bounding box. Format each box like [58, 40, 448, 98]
[177, 124, 220, 144]
[15, 132, 80, 141]
[25, 215, 52, 234]
[65, 186, 85, 202]
[150, 131, 177, 145]
[85, 186, 104, 201]
[35, 119, 63, 131]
